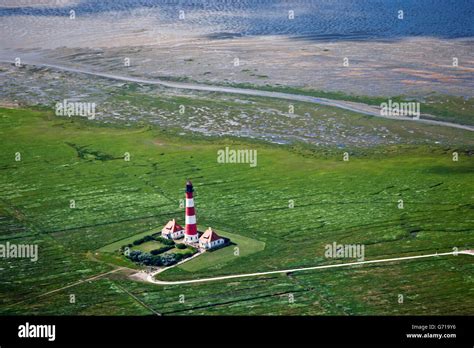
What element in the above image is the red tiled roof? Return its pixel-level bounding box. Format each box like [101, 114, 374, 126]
[199, 227, 222, 243]
[162, 219, 183, 234]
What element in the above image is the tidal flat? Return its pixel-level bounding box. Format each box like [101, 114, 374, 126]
[1, 62, 473, 148]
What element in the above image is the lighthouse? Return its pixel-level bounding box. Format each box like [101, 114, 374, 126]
[184, 180, 199, 243]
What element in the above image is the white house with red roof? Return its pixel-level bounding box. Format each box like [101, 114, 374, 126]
[199, 227, 225, 250]
[160, 182, 230, 250]
[161, 219, 184, 240]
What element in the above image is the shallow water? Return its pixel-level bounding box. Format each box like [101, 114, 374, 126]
[1, 0, 473, 41]
[1, 1, 472, 101]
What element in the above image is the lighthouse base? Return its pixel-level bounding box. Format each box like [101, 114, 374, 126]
[184, 234, 199, 244]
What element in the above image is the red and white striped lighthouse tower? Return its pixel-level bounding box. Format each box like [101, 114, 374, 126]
[184, 180, 199, 243]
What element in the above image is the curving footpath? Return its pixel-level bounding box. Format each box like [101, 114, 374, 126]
[147, 250, 474, 285]
[2, 59, 473, 132]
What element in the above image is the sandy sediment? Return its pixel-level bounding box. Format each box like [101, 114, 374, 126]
[1, 10, 472, 97]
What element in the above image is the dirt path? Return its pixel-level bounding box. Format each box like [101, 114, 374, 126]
[148, 250, 474, 285]
[2, 59, 473, 132]
[113, 281, 161, 316]
[36, 267, 126, 298]
[6, 267, 125, 308]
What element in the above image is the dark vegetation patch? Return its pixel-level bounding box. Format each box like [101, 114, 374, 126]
[65, 142, 120, 161]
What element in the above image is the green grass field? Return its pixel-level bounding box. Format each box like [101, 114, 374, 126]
[98, 229, 160, 253]
[176, 228, 265, 273]
[0, 106, 472, 315]
[132, 240, 164, 253]
[97, 224, 265, 271]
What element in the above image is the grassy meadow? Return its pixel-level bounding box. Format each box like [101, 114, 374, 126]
[0, 106, 472, 315]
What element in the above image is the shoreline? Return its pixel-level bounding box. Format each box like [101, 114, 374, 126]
[1, 35, 473, 98]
